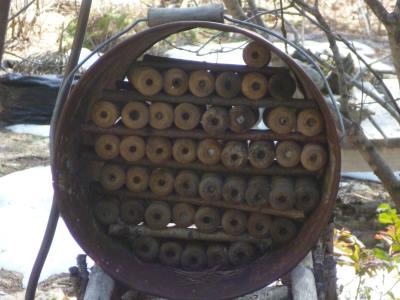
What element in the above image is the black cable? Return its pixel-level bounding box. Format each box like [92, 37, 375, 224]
[224, 15, 346, 136]
[25, 17, 147, 300]
[25, 201, 59, 300]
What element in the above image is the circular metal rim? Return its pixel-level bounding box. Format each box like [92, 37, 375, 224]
[52, 21, 340, 300]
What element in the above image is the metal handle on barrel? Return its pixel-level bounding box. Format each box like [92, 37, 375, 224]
[148, 4, 224, 27]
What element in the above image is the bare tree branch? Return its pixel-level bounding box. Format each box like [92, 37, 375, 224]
[293, 4, 400, 114]
[364, 0, 390, 23]
[290, 0, 400, 207]
[8, 0, 35, 23]
[247, 0, 266, 28]
[292, 0, 351, 114]
[223, 0, 247, 20]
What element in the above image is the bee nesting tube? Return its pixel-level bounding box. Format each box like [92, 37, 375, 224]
[125, 166, 149, 192]
[172, 203, 196, 228]
[159, 241, 183, 266]
[144, 201, 171, 229]
[172, 139, 197, 164]
[215, 71, 242, 98]
[129, 66, 163, 96]
[198, 173, 223, 201]
[188, 70, 215, 97]
[228, 105, 259, 133]
[221, 209, 247, 236]
[121, 102, 149, 129]
[174, 170, 199, 197]
[53, 21, 340, 300]
[201, 106, 229, 135]
[241, 72, 268, 100]
[181, 244, 207, 270]
[222, 176, 246, 204]
[207, 244, 229, 267]
[194, 206, 221, 233]
[149, 168, 175, 196]
[248, 141, 275, 169]
[119, 136, 146, 162]
[149, 102, 174, 129]
[163, 68, 188, 96]
[174, 103, 202, 130]
[91, 101, 119, 128]
[94, 134, 120, 160]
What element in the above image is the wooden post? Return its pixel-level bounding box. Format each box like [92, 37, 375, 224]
[290, 252, 318, 300]
[83, 265, 114, 300]
[0, 0, 11, 66]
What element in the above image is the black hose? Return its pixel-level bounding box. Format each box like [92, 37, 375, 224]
[25, 17, 147, 300]
[25, 200, 59, 300]
[25, 1, 93, 298]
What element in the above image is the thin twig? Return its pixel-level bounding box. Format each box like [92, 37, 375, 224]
[8, 0, 35, 22]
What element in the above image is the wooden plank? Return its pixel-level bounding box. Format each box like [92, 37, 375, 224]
[342, 147, 400, 172]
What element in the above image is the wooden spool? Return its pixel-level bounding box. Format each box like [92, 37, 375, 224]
[52, 21, 340, 300]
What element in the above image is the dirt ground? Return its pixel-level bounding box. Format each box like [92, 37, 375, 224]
[0, 128, 49, 177]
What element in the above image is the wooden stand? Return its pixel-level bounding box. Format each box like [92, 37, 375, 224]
[84, 253, 318, 300]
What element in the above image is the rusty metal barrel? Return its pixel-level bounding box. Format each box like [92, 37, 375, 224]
[52, 21, 340, 299]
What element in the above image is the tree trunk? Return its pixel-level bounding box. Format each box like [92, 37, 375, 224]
[387, 23, 400, 87]
[364, 0, 400, 86]
[223, 0, 247, 20]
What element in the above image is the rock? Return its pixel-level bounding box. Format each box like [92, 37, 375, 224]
[0, 269, 23, 294]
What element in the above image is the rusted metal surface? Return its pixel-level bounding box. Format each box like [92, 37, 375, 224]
[0, 0, 11, 65]
[52, 21, 340, 300]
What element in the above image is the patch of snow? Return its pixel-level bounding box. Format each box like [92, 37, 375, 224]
[6, 124, 50, 137]
[0, 166, 91, 286]
[337, 265, 400, 299]
[77, 48, 102, 72]
[165, 41, 248, 65]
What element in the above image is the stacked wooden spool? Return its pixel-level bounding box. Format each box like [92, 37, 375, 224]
[82, 41, 328, 271]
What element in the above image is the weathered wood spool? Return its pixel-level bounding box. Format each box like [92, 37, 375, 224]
[52, 21, 340, 300]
